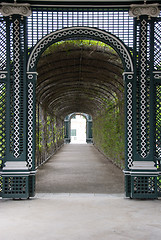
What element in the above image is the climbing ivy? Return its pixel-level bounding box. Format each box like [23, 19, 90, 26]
[37, 39, 124, 168]
[36, 104, 64, 167]
[93, 100, 125, 169]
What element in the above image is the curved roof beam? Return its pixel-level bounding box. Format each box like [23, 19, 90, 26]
[38, 83, 117, 106]
[36, 41, 123, 118]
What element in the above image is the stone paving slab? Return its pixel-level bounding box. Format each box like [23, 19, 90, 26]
[1, 145, 160, 240]
[0, 194, 161, 240]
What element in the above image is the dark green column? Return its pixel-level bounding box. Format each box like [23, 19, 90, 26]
[125, 3, 160, 199]
[0, 3, 33, 198]
[86, 115, 93, 143]
[64, 115, 71, 143]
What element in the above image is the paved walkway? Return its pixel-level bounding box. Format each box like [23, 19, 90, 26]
[36, 144, 124, 194]
[1, 194, 161, 240]
[1, 144, 161, 240]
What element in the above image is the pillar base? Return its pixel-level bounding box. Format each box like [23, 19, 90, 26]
[1, 161, 36, 199]
[125, 170, 159, 199]
[2, 173, 30, 199]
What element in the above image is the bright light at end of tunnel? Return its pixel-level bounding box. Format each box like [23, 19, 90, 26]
[71, 115, 87, 144]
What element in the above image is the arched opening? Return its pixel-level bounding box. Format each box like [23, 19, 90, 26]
[35, 38, 125, 168]
[70, 114, 87, 144]
[64, 112, 93, 144]
[27, 27, 133, 193]
[0, 3, 160, 200]
[35, 38, 125, 170]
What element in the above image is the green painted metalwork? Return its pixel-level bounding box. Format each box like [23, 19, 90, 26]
[0, 2, 161, 199]
[86, 119, 93, 143]
[2, 175, 29, 199]
[131, 175, 157, 199]
[124, 12, 161, 199]
[0, 12, 35, 198]
[64, 113, 93, 143]
[27, 7, 134, 49]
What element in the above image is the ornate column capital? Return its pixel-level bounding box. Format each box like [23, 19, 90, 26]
[0, 2, 31, 17]
[129, 3, 160, 19]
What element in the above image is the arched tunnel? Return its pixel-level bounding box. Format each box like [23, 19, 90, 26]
[36, 40, 125, 168]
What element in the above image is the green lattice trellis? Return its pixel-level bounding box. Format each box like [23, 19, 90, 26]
[0, 3, 161, 199]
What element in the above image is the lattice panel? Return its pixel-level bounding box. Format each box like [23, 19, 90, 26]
[10, 73, 15, 155]
[154, 21, 161, 70]
[155, 84, 161, 162]
[9, 19, 25, 158]
[136, 19, 150, 158]
[0, 16, 7, 71]
[127, 81, 133, 168]
[28, 175, 35, 197]
[125, 175, 131, 197]
[157, 176, 161, 196]
[27, 81, 34, 170]
[0, 83, 6, 167]
[3, 176, 28, 198]
[0, 176, 2, 196]
[133, 176, 156, 197]
[27, 8, 134, 48]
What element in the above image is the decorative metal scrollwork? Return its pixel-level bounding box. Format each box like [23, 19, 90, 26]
[0, 2, 31, 17]
[27, 82, 34, 169]
[0, 74, 6, 79]
[127, 81, 133, 168]
[154, 73, 161, 80]
[129, 3, 160, 19]
[28, 27, 133, 72]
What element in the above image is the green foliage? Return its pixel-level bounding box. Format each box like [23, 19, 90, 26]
[93, 101, 125, 169]
[42, 39, 117, 56]
[36, 104, 64, 166]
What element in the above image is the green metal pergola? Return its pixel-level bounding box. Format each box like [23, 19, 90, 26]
[0, 0, 161, 199]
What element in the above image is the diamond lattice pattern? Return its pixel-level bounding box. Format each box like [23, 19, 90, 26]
[155, 84, 161, 161]
[0, 18, 7, 71]
[0, 83, 6, 167]
[154, 21, 161, 70]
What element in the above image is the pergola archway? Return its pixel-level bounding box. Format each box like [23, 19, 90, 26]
[0, 1, 161, 199]
[36, 39, 124, 118]
[35, 38, 125, 166]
